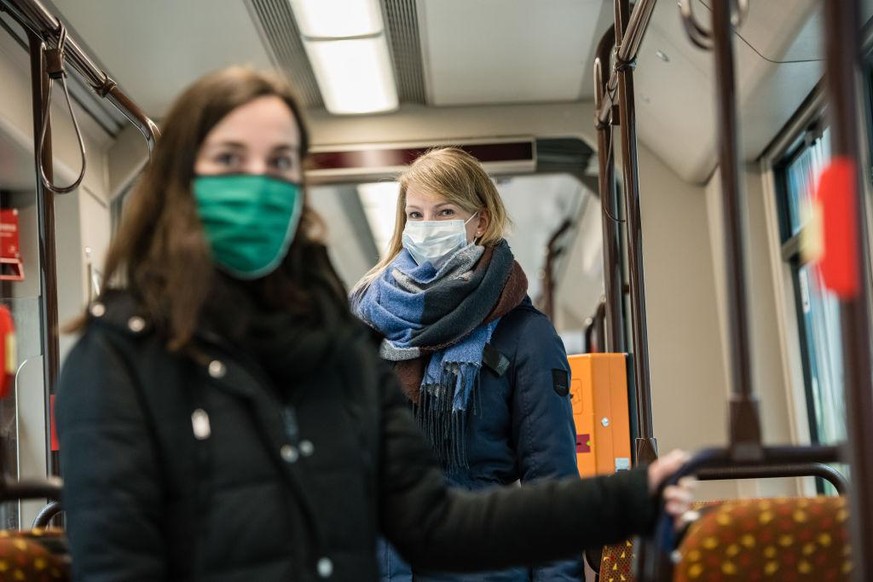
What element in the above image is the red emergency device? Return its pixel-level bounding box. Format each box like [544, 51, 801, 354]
[0, 209, 24, 282]
[0, 305, 15, 399]
[813, 157, 860, 299]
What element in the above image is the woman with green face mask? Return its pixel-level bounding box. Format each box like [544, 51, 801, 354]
[55, 66, 693, 582]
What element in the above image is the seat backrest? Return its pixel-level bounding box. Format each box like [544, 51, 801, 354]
[674, 496, 851, 581]
[0, 528, 70, 581]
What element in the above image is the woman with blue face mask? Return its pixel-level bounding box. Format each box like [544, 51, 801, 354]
[56, 69, 693, 582]
[351, 148, 584, 582]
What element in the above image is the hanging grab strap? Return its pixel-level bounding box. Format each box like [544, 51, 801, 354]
[38, 22, 87, 194]
[678, 0, 749, 50]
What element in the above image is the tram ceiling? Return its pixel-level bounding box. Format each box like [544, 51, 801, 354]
[44, 0, 615, 119]
[23, 0, 873, 184]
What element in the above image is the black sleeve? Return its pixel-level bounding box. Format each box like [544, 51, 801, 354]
[56, 327, 168, 581]
[376, 361, 656, 572]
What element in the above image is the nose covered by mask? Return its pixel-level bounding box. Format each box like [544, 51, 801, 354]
[193, 174, 303, 279]
[402, 212, 479, 268]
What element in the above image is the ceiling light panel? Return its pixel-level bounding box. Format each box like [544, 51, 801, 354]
[290, 0, 384, 38]
[304, 37, 399, 114]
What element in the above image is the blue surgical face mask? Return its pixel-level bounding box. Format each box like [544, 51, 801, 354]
[193, 174, 303, 279]
[402, 212, 479, 267]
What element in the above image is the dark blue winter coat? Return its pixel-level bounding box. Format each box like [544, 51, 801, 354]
[379, 298, 583, 581]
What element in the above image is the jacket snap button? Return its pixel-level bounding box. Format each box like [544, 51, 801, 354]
[89, 302, 105, 317]
[281, 444, 299, 463]
[208, 360, 226, 379]
[191, 409, 211, 440]
[299, 440, 314, 457]
[127, 316, 146, 332]
[317, 557, 333, 578]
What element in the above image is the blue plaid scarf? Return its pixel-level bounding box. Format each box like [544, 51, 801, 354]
[352, 240, 526, 469]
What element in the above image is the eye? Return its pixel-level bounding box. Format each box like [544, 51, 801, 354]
[438, 208, 456, 217]
[406, 211, 423, 220]
[214, 151, 242, 169]
[269, 154, 296, 172]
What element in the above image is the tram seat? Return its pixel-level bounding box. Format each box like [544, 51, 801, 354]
[0, 528, 69, 581]
[597, 496, 850, 581]
[674, 496, 851, 581]
[597, 501, 723, 582]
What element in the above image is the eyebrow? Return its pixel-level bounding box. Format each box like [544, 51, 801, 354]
[405, 202, 456, 210]
[270, 144, 299, 153]
[204, 141, 299, 152]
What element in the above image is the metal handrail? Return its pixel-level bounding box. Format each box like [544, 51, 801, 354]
[596, 0, 658, 127]
[0, 477, 63, 502]
[1, 0, 160, 151]
[696, 462, 849, 494]
[821, 1, 873, 579]
[583, 300, 607, 353]
[613, 0, 657, 465]
[594, 25, 627, 354]
[539, 220, 572, 322]
[678, 0, 750, 51]
[32, 500, 62, 528]
[675, 0, 763, 461]
[616, 0, 658, 64]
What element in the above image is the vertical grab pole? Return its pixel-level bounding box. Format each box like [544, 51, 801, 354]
[27, 31, 61, 478]
[710, 0, 762, 460]
[614, 0, 657, 463]
[822, 1, 873, 578]
[594, 26, 627, 354]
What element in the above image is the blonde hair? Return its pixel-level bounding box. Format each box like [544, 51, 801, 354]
[351, 147, 510, 297]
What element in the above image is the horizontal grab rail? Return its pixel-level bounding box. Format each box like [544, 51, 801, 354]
[697, 461, 848, 494]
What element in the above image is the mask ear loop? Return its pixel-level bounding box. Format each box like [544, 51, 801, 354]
[466, 211, 483, 245]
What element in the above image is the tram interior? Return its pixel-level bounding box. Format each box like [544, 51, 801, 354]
[0, 0, 871, 577]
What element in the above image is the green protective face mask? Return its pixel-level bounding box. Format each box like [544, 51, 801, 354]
[193, 174, 303, 280]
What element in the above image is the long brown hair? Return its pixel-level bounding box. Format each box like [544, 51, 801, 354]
[86, 67, 345, 349]
[351, 147, 511, 297]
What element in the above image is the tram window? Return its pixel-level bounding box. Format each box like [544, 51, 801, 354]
[775, 127, 847, 450]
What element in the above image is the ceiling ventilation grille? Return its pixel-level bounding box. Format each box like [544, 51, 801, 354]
[383, 0, 426, 104]
[247, 0, 426, 109]
[246, 0, 324, 108]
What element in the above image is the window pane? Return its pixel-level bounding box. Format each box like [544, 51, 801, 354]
[784, 128, 831, 237]
[798, 264, 846, 444]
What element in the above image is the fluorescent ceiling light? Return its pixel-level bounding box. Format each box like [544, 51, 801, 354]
[304, 37, 399, 114]
[290, 0, 383, 38]
[358, 181, 400, 257]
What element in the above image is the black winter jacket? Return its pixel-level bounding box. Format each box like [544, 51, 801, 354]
[57, 292, 658, 581]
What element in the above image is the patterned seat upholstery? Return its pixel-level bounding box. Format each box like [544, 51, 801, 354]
[0, 529, 69, 581]
[599, 538, 636, 582]
[674, 497, 851, 581]
[598, 500, 725, 582]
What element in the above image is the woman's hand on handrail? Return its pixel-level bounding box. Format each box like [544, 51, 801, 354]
[647, 449, 696, 522]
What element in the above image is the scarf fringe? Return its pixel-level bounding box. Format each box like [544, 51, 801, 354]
[413, 363, 481, 472]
